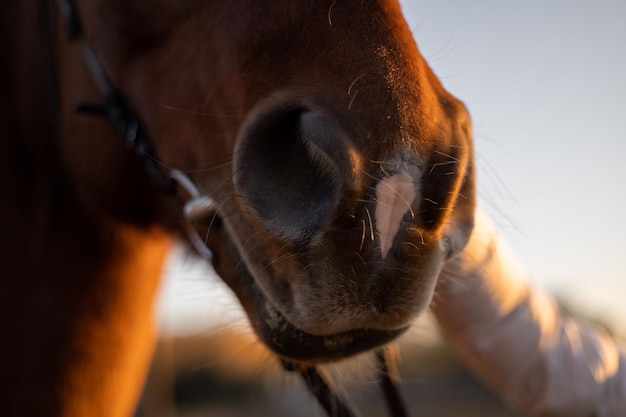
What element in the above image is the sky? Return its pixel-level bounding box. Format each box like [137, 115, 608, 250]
[158, 1, 626, 336]
[399, 0, 626, 332]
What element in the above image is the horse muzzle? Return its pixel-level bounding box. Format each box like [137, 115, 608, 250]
[198, 92, 472, 362]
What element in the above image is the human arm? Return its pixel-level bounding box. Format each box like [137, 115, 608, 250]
[432, 209, 626, 417]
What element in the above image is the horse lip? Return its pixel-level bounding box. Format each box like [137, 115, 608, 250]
[233, 261, 409, 363]
[209, 230, 409, 362]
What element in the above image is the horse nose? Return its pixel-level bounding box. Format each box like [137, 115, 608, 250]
[234, 102, 355, 243]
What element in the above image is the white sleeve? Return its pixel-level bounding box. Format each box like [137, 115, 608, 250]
[432, 208, 626, 417]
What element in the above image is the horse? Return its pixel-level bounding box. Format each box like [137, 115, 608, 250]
[0, 0, 475, 415]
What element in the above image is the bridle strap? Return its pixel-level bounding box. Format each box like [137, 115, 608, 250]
[377, 349, 409, 417]
[298, 366, 357, 417]
[55, 0, 81, 39]
[49, 1, 411, 416]
[282, 348, 410, 417]
[55, 0, 177, 193]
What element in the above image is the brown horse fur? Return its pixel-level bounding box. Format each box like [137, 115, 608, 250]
[1, 1, 475, 415]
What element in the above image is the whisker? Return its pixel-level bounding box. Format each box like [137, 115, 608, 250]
[359, 219, 367, 252]
[427, 160, 458, 177]
[327, 1, 336, 26]
[160, 103, 247, 120]
[355, 252, 367, 269]
[259, 252, 300, 273]
[364, 207, 375, 241]
[432, 149, 459, 162]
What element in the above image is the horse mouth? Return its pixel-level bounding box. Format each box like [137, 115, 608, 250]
[204, 216, 410, 363]
[241, 268, 409, 362]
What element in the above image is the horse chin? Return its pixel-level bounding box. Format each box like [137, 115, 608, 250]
[204, 217, 409, 363]
[240, 269, 409, 363]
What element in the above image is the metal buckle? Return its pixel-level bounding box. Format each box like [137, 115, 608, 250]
[170, 170, 216, 261]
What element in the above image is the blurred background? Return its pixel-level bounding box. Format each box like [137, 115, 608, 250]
[142, 1, 626, 415]
[403, 0, 626, 335]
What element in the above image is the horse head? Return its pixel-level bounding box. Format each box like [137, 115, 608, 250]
[73, 0, 475, 363]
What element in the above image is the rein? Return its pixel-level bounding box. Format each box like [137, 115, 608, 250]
[49, 1, 410, 416]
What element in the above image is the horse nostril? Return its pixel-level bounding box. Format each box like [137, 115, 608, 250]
[234, 107, 343, 243]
